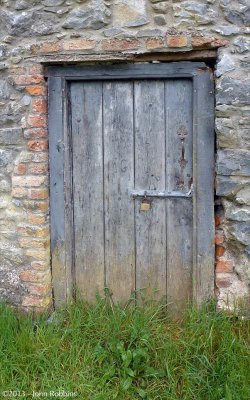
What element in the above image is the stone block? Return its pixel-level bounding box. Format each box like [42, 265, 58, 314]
[230, 222, 250, 246]
[216, 117, 250, 150]
[217, 150, 250, 176]
[216, 176, 250, 197]
[113, 0, 149, 28]
[236, 188, 250, 205]
[217, 77, 250, 105]
[215, 53, 235, 77]
[0, 79, 10, 100]
[0, 150, 11, 167]
[0, 128, 23, 145]
[63, 3, 111, 30]
[0, 10, 34, 36]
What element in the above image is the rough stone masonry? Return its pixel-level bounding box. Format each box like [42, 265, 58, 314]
[0, 0, 249, 312]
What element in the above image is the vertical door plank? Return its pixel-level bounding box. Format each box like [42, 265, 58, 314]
[103, 81, 135, 302]
[165, 79, 193, 310]
[134, 80, 166, 300]
[71, 82, 104, 301]
[48, 77, 67, 306]
[193, 71, 215, 306]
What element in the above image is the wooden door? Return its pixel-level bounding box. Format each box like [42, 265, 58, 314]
[47, 63, 215, 308]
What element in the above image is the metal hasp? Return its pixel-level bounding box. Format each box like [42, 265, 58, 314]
[131, 190, 193, 199]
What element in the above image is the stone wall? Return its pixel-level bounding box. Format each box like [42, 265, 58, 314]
[0, 0, 249, 312]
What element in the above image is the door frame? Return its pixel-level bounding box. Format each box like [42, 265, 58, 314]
[46, 62, 215, 307]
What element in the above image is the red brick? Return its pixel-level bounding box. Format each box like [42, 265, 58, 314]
[216, 259, 234, 273]
[28, 214, 46, 225]
[12, 187, 27, 198]
[28, 115, 47, 128]
[13, 75, 44, 85]
[32, 98, 47, 113]
[19, 152, 48, 164]
[211, 38, 229, 48]
[25, 85, 47, 96]
[215, 245, 225, 258]
[101, 39, 140, 51]
[27, 283, 51, 296]
[26, 248, 50, 261]
[192, 36, 229, 49]
[31, 261, 49, 271]
[27, 140, 48, 151]
[146, 38, 164, 50]
[12, 175, 46, 187]
[215, 214, 223, 227]
[14, 163, 26, 175]
[28, 188, 49, 200]
[215, 231, 225, 245]
[20, 270, 50, 283]
[62, 39, 96, 51]
[32, 153, 48, 162]
[23, 200, 49, 213]
[27, 64, 44, 75]
[216, 273, 232, 289]
[19, 237, 49, 249]
[9, 66, 26, 75]
[17, 224, 49, 238]
[192, 36, 214, 49]
[22, 295, 51, 308]
[31, 42, 61, 54]
[24, 128, 48, 139]
[166, 36, 188, 48]
[27, 162, 48, 174]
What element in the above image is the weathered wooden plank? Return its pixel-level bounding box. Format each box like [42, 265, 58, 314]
[71, 82, 105, 301]
[134, 80, 166, 300]
[167, 198, 193, 310]
[64, 82, 74, 302]
[38, 51, 217, 66]
[45, 62, 207, 79]
[165, 79, 193, 310]
[193, 70, 215, 306]
[48, 77, 67, 307]
[103, 81, 135, 301]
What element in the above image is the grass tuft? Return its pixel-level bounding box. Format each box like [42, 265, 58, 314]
[0, 298, 249, 399]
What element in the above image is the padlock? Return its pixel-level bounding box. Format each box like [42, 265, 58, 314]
[140, 198, 151, 211]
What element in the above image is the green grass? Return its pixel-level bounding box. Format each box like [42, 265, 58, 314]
[0, 296, 249, 400]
